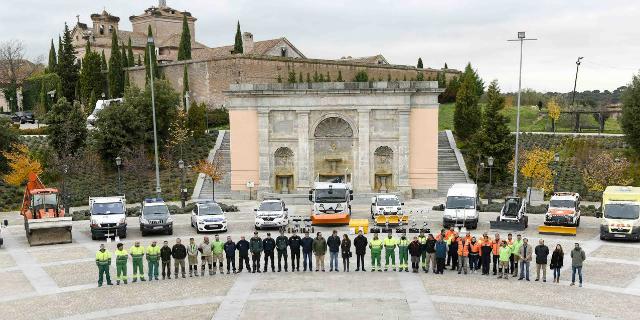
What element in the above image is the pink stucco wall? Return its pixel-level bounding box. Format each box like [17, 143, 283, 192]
[409, 108, 438, 189]
[229, 109, 259, 191]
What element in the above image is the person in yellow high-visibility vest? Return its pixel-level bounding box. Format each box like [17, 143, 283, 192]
[369, 234, 383, 272]
[147, 241, 161, 281]
[129, 241, 146, 282]
[383, 232, 398, 271]
[114, 243, 128, 285]
[398, 235, 410, 272]
[96, 244, 113, 287]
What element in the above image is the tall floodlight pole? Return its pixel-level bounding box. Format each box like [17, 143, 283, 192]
[570, 57, 584, 107]
[508, 32, 537, 197]
[148, 35, 162, 198]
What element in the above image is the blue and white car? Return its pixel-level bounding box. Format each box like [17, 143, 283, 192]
[191, 201, 228, 233]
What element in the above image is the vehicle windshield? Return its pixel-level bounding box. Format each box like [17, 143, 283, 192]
[446, 196, 475, 209]
[198, 203, 223, 215]
[550, 200, 575, 208]
[377, 198, 400, 206]
[258, 202, 282, 211]
[33, 194, 57, 209]
[315, 189, 347, 203]
[143, 205, 169, 216]
[92, 202, 125, 215]
[604, 203, 640, 220]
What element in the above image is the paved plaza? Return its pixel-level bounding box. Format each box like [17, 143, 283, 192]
[1, 199, 639, 320]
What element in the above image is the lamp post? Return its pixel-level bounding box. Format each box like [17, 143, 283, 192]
[553, 152, 560, 193]
[62, 164, 69, 213]
[178, 159, 185, 208]
[184, 91, 190, 112]
[487, 156, 494, 204]
[475, 162, 485, 184]
[116, 156, 122, 196]
[148, 35, 162, 198]
[508, 31, 538, 197]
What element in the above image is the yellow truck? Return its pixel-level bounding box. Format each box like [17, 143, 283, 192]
[599, 186, 640, 241]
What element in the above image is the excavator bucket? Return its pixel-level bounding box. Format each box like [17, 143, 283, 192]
[375, 215, 387, 226]
[490, 220, 526, 231]
[311, 214, 350, 226]
[25, 217, 73, 246]
[537, 225, 577, 236]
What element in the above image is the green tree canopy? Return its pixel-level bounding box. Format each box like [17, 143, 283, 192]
[177, 15, 192, 60]
[0, 118, 20, 173]
[57, 23, 79, 102]
[46, 39, 57, 73]
[127, 38, 135, 67]
[94, 98, 146, 162]
[47, 97, 88, 157]
[79, 42, 104, 113]
[108, 32, 124, 97]
[462, 62, 484, 98]
[621, 73, 640, 154]
[453, 71, 481, 142]
[187, 102, 207, 139]
[353, 70, 368, 82]
[417, 57, 423, 69]
[233, 21, 243, 54]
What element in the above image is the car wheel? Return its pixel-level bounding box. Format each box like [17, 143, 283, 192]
[600, 234, 605, 240]
[91, 233, 97, 240]
[168, 229, 173, 236]
[255, 225, 259, 230]
[121, 232, 127, 239]
[141, 229, 147, 237]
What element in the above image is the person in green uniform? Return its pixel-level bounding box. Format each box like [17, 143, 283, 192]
[369, 233, 383, 272]
[130, 241, 146, 282]
[147, 240, 161, 281]
[417, 231, 428, 272]
[398, 235, 409, 272]
[114, 243, 128, 285]
[383, 232, 398, 271]
[96, 244, 113, 287]
[211, 234, 225, 275]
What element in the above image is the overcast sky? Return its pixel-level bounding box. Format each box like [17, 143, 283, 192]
[2, 0, 638, 92]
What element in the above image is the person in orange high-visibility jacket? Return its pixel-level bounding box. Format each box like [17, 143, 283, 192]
[444, 227, 457, 267]
[479, 234, 493, 275]
[468, 237, 481, 273]
[491, 233, 502, 275]
[457, 233, 471, 274]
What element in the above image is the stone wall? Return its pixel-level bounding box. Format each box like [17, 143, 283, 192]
[127, 55, 459, 108]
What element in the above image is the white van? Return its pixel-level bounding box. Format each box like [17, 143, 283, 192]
[89, 196, 127, 240]
[442, 183, 479, 229]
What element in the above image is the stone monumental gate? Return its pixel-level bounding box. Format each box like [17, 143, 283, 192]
[225, 81, 443, 199]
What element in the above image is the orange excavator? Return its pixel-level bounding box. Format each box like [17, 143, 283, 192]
[21, 172, 73, 246]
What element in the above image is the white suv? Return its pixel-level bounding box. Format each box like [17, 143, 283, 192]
[254, 199, 289, 230]
[191, 201, 228, 233]
[370, 194, 404, 219]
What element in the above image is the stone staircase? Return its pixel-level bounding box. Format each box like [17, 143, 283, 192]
[438, 131, 469, 194]
[196, 131, 231, 200]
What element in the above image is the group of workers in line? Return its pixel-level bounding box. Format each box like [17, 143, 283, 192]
[95, 228, 588, 287]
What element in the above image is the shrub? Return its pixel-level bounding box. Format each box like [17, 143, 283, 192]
[18, 127, 49, 135]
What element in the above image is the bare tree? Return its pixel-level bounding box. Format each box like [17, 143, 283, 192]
[0, 40, 43, 111]
[192, 155, 226, 201]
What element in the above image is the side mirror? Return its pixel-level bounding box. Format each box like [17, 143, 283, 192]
[191, 210, 196, 215]
[284, 208, 289, 211]
[401, 202, 405, 206]
[350, 195, 354, 201]
[371, 197, 376, 203]
[253, 208, 257, 212]
[308, 195, 313, 201]
[3, 219, 8, 227]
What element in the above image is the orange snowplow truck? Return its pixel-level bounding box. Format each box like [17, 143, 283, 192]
[21, 172, 73, 246]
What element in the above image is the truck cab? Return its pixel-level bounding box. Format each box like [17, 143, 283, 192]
[599, 186, 640, 241]
[309, 182, 353, 225]
[545, 192, 581, 227]
[191, 201, 228, 233]
[89, 196, 127, 240]
[139, 198, 173, 236]
[442, 183, 479, 229]
[370, 194, 404, 219]
[254, 199, 289, 230]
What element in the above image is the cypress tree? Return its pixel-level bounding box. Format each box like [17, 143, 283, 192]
[453, 71, 481, 142]
[417, 57, 423, 69]
[318, 73, 324, 82]
[444, 62, 449, 69]
[57, 23, 79, 102]
[79, 41, 103, 110]
[287, 69, 296, 83]
[182, 65, 190, 110]
[100, 50, 108, 97]
[277, 74, 282, 83]
[137, 54, 141, 66]
[233, 21, 243, 54]
[336, 70, 343, 82]
[121, 45, 130, 88]
[57, 36, 63, 67]
[313, 71, 319, 82]
[298, 72, 303, 83]
[326, 72, 331, 82]
[306, 73, 311, 83]
[144, 26, 159, 81]
[177, 15, 192, 60]
[47, 39, 57, 73]
[127, 38, 135, 67]
[108, 31, 124, 97]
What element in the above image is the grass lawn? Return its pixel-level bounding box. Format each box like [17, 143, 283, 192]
[438, 103, 623, 134]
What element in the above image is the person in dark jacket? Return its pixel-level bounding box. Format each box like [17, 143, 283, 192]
[301, 232, 314, 271]
[236, 236, 251, 273]
[341, 234, 352, 272]
[353, 230, 368, 272]
[327, 230, 341, 272]
[425, 234, 436, 273]
[549, 244, 564, 283]
[408, 236, 422, 273]
[534, 239, 550, 282]
[435, 238, 447, 274]
[171, 238, 187, 278]
[249, 232, 263, 273]
[160, 241, 172, 279]
[276, 231, 289, 272]
[312, 232, 327, 272]
[448, 235, 459, 270]
[262, 233, 276, 272]
[223, 236, 237, 274]
[288, 231, 302, 272]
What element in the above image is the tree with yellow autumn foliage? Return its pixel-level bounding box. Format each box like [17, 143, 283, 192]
[547, 97, 561, 132]
[192, 154, 226, 201]
[510, 148, 554, 193]
[2, 143, 43, 186]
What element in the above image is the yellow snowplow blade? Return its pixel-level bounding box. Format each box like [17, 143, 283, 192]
[387, 215, 400, 225]
[538, 225, 576, 236]
[400, 215, 409, 224]
[25, 217, 73, 246]
[311, 213, 350, 226]
[375, 215, 387, 226]
[349, 219, 369, 234]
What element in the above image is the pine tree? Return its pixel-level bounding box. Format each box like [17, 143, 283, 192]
[621, 73, 640, 154]
[79, 41, 103, 112]
[57, 23, 79, 102]
[182, 65, 190, 110]
[177, 15, 192, 60]
[46, 39, 57, 73]
[233, 21, 243, 54]
[453, 71, 481, 142]
[463, 63, 484, 98]
[336, 70, 343, 82]
[144, 26, 159, 82]
[287, 69, 296, 83]
[57, 36, 63, 67]
[108, 32, 124, 97]
[127, 38, 135, 67]
[100, 51, 108, 97]
[417, 57, 423, 69]
[318, 73, 324, 82]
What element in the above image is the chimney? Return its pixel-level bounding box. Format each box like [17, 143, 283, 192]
[242, 32, 254, 54]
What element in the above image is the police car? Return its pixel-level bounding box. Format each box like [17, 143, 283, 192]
[191, 201, 228, 233]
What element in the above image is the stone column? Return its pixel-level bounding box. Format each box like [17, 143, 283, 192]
[296, 111, 310, 191]
[258, 110, 271, 193]
[357, 110, 371, 192]
[398, 110, 411, 196]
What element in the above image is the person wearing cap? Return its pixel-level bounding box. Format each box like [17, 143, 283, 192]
[249, 232, 263, 273]
[301, 231, 314, 271]
[262, 232, 276, 272]
[96, 244, 113, 287]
